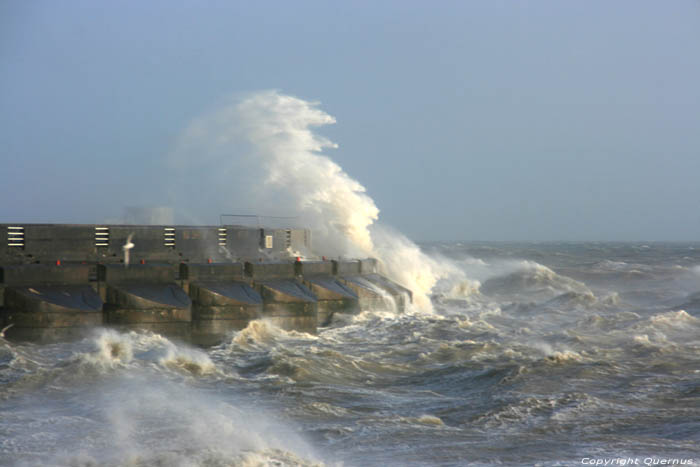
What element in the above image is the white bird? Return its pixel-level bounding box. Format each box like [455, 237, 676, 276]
[123, 233, 135, 267]
[0, 323, 13, 338]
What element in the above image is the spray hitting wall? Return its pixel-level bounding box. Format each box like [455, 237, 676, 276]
[171, 90, 453, 310]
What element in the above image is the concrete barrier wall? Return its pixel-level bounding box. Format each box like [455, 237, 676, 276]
[245, 261, 296, 280]
[243, 261, 317, 333]
[335, 258, 413, 312]
[12, 225, 95, 262]
[0, 224, 410, 343]
[180, 262, 245, 282]
[0, 264, 103, 340]
[182, 262, 262, 345]
[98, 263, 191, 338]
[0, 259, 412, 342]
[298, 261, 357, 325]
[2, 264, 92, 286]
[219, 228, 260, 260]
[333, 260, 361, 275]
[296, 261, 334, 276]
[1, 224, 310, 265]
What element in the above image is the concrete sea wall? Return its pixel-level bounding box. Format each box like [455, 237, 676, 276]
[0, 224, 412, 343]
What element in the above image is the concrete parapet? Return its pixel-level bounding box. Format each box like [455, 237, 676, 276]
[0, 223, 310, 265]
[360, 258, 379, 274]
[1, 264, 92, 287]
[98, 263, 176, 284]
[102, 226, 180, 264]
[333, 260, 361, 276]
[180, 262, 245, 282]
[331, 259, 377, 275]
[6, 225, 95, 263]
[245, 261, 296, 280]
[295, 260, 333, 277]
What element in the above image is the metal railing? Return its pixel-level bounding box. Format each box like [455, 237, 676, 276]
[219, 214, 299, 228]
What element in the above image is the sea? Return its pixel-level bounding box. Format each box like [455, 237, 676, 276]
[1, 242, 699, 466]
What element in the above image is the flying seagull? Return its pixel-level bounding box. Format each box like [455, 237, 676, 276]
[123, 233, 134, 266]
[0, 323, 13, 338]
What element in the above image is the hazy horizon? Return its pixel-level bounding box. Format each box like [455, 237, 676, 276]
[2, 1, 699, 242]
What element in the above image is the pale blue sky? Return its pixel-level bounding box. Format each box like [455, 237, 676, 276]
[2, 1, 699, 241]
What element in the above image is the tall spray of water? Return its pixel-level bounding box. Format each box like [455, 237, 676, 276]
[171, 90, 451, 310]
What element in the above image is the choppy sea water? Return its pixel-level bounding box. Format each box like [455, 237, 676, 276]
[1, 242, 700, 466]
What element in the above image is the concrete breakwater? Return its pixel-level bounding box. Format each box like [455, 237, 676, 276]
[0, 224, 411, 343]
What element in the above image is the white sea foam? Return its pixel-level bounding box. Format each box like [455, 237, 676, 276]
[80, 329, 134, 367]
[157, 341, 217, 376]
[51, 378, 320, 467]
[650, 310, 699, 329]
[232, 319, 286, 349]
[448, 279, 482, 298]
[79, 329, 217, 376]
[413, 414, 445, 426]
[171, 91, 460, 311]
[230, 319, 317, 351]
[480, 260, 592, 301]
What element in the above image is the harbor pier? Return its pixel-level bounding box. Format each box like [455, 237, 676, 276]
[0, 223, 411, 342]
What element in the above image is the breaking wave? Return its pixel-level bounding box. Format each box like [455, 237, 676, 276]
[80, 329, 134, 367]
[171, 90, 460, 310]
[77, 329, 217, 376]
[229, 319, 318, 351]
[3, 329, 322, 467]
[480, 260, 593, 301]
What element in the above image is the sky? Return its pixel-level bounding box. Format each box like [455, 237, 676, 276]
[1, 0, 699, 242]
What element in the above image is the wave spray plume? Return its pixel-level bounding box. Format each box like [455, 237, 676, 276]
[171, 90, 453, 310]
